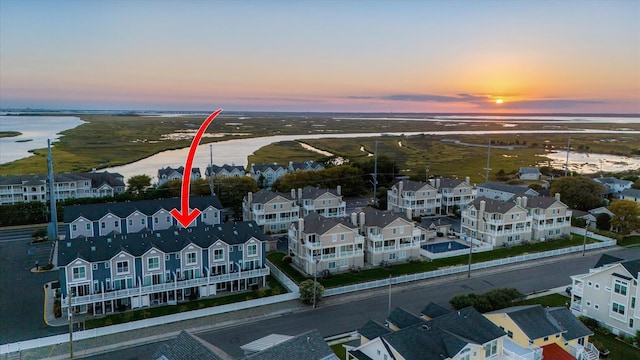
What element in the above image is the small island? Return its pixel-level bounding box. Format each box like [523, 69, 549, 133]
[0, 131, 22, 138]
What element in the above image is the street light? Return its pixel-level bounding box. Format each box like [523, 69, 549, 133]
[582, 220, 591, 256]
[313, 257, 320, 309]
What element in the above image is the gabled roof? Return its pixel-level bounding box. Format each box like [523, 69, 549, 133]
[251, 163, 287, 173]
[594, 177, 633, 186]
[621, 259, 640, 279]
[524, 196, 565, 210]
[478, 182, 539, 197]
[387, 307, 426, 329]
[621, 188, 640, 198]
[420, 302, 451, 319]
[430, 306, 505, 345]
[151, 330, 230, 360]
[486, 305, 563, 340]
[547, 307, 592, 341]
[206, 164, 245, 176]
[519, 167, 541, 174]
[540, 343, 575, 360]
[240, 329, 338, 360]
[64, 196, 222, 222]
[435, 177, 466, 189]
[250, 189, 294, 204]
[420, 216, 455, 230]
[297, 212, 356, 235]
[594, 254, 624, 268]
[358, 320, 392, 340]
[300, 186, 339, 200]
[289, 161, 324, 171]
[469, 197, 520, 214]
[397, 179, 435, 192]
[79, 171, 126, 188]
[58, 221, 266, 266]
[363, 207, 409, 228]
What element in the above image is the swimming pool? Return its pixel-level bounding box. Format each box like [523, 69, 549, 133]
[422, 241, 469, 253]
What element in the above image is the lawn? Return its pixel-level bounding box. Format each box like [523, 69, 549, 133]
[330, 342, 349, 360]
[84, 275, 286, 329]
[268, 233, 601, 288]
[0, 131, 21, 138]
[620, 235, 640, 247]
[515, 293, 571, 308]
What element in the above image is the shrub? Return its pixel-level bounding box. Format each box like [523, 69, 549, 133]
[282, 255, 293, 264]
[579, 316, 600, 330]
[53, 299, 62, 318]
[299, 279, 325, 305]
[41, 263, 54, 271]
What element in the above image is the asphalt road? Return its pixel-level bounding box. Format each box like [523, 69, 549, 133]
[0, 227, 66, 344]
[87, 246, 640, 360]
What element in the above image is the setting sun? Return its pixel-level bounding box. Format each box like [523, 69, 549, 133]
[495, 98, 504, 104]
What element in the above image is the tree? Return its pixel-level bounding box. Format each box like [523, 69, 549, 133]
[299, 279, 325, 305]
[31, 228, 48, 241]
[550, 176, 606, 211]
[215, 177, 259, 218]
[608, 200, 640, 235]
[158, 179, 182, 198]
[126, 174, 152, 194]
[595, 213, 611, 231]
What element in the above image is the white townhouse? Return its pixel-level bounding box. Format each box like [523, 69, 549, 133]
[569, 254, 640, 337]
[288, 212, 364, 276]
[620, 189, 640, 203]
[288, 160, 325, 172]
[518, 167, 542, 180]
[594, 177, 633, 196]
[0, 171, 125, 205]
[59, 221, 270, 317]
[205, 164, 246, 178]
[430, 177, 475, 214]
[242, 189, 299, 233]
[249, 163, 288, 188]
[298, 186, 346, 218]
[524, 194, 572, 241]
[355, 207, 422, 266]
[64, 196, 223, 239]
[476, 182, 539, 201]
[387, 180, 441, 217]
[157, 166, 201, 187]
[461, 197, 532, 247]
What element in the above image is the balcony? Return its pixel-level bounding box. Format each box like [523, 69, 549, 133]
[354, 235, 365, 243]
[368, 233, 383, 241]
[305, 241, 321, 249]
[64, 268, 270, 307]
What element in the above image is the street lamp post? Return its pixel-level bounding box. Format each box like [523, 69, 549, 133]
[582, 220, 590, 256]
[313, 257, 320, 309]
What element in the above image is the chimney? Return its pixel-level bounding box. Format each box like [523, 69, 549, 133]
[351, 212, 358, 226]
[336, 185, 341, 196]
[554, 192, 561, 201]
[398, 181, 404, 207]
[465, 176, 470, 185]
[359, 211, 365, 232]
[247, 192, 253, 207]
[516, 197, 522, 207]
[522, 196, 528, 208]
[479, 200, 486, 218]
[291, 188, 296, 200]
[298, 217, 304, 241]
[406, 208, 412, 219]
[435, 178, 440, 189]
[298, 188, 303, 203]
[429, 179, 435, 187]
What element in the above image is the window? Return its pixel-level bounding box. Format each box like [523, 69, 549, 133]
[148, 257, 160, 270]
[587, 281, 592, 287]
[630, 318, 635, 328]
[114, 221, 118, 227]
[595, 283, 600, 289]
[632, 297, 636, 309]
[484, 340, 497, 357]
[92, 263, 98, 270]
[389, 253, 396, 260]
[116, 261, 129, 274]
[392, 228, 397, 235]
[328, 262, 336, 269]
[586, 301, 591, 307]
[544, 337, 549, 342]
[613, 302, 625, 315]
[186, 252, 197, 265]
[247, 244, 257, 256]
[507, 330, 513, 338]
[72, 224, 77, 231]
[141, 218, 145, 225]
[72, 266, 86, 280]
[154, 217, 159, 224]
[165, 254, 170, 261]
[614, 280, 628, 296]
[340, 234, 345, 241]
[104, 262, 110, 268]
[213, 249, 224, 261]
[128, 219, 133, 226]
[101, 222, 106, 229]
[594, 304, 599, 310]
[86, 223, 90, 230]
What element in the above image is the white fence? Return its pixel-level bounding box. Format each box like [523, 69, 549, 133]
[266, 259, 299, 293]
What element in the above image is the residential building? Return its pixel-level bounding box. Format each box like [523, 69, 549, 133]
[64, 196, 223, 239]
[519, 167, 542, 181]
[430, 177, 475, 214]
[298, 186, 346, 218]
[348, 306, 532, 360]
[288, 160, 325, 172]
[593, 177, 633, 196]
[525, 194, 572, 241]
[288, 212, 364, 276]
[476, 182, 539, 201]
[59, 221, 270, 317]
[387, 180, 441, 217]
[569, 254, 640, 337]
[151, 330, 231, 360]
[242, 189, 299, 233]
[461, 197, 532, 247]
[205, 164, 246, 178]
[249, 163, 288, 188]
[620, 188, 640, 203]
[485, 305, 595, 360]
[157, 166, 201, 186]
[0, 171, 125, 205]
[355, 207, 422, 266]
[241, 329, 338, 360]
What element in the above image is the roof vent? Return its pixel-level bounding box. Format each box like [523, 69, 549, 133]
[422, 325, 430, 330]
[107, 237, 112, 243]
[248, 223, 253, 227]
[156, 233, 161, 238]
[174, 231, 179, 236]
[91, 246, 96, 251]
[66, 242, 71, 248]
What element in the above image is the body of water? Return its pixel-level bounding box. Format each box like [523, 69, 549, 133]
[0, 116, 85, 164]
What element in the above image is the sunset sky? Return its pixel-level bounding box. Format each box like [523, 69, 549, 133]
[1, 0, 639, 113]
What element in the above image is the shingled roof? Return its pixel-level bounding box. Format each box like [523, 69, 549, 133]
[420, 302, 451, 319]
[363, 207, 409, 228]
[240, 329, 338, 360]
[469, 197, 519, 214]
[296, 212, 356, 235]
[151, 330, 230, 360]
[486, 305, 563, 340]
[300, 186, 339, 200]
[358, 320, 392, 340]
[387, 307, 426, 329]
[249, 189, 294, 204]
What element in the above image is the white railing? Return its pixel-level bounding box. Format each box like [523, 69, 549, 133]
[266, 260, 298, 292]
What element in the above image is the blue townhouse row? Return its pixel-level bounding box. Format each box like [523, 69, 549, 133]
[64, 196, 224, 239]
[58, 220, 270, 317]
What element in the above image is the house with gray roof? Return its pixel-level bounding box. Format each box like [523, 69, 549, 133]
[151, 330, 231, 360]
[205, 164, 246, 179]
[64, 196, 222, 239]
[288, 160, 325, 172]
[519, 167, 542, 181]
[349, 306, 529, 360]
[620, 188, 640, 203]
[461, 197, 532, 247]
[430, 177, 475, 214]
[298, 186, 346, 218]
[476, 182, 539, 201]
[593, 177, 633, 195]
[249, 163, 288, 188]
[59, 221, 269, 317]
[420, 302, 451, 320]
[387, 180, 441, 217]
[157, 166, 201, 187]
[485, 305, 594, 360]
[241, 329, 338, 360]
[524, 194, 572, 241]
[570, 254, 640, 338]
[288, 212, 364, 276]
[242, 189, 299, 233]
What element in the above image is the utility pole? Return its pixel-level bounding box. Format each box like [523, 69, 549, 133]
[388, 274, 392, 316]
[313, 257, 319, 309]
[565, 135, 571, 177]
[209, 144, 215, 196]
[425, 166, 429, 182]
[484, 139, 491, 182]
[47, 139, 59, 240]
[68, 289, 73, 359]
[582, 220, 590, 256]
[372, 140, 378, 207]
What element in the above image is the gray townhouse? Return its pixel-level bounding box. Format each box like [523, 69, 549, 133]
[242, 189, 299, 233]
[64, 196, 223, 239]
[461, 197, 533, 247]
[526, 194, 572, 241]
[0, 171, 125, 205]
[593, 177, 633, 196]
[476, 182, 539, 201]
[288, 160, 325, 172]
[157, 166, 202, 187]
[59, 221, 270, 317]
[248, 163, 288, 188]
[205, 164, 246, 178]
[298, 185, 346, 218]
[387, 179, 441, 217]
[429, 176, 475, 214]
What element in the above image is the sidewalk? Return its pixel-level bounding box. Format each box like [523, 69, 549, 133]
[18, 245, 612, 359]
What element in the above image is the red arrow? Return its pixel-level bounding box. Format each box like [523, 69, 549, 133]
[170, 109, 223, 227]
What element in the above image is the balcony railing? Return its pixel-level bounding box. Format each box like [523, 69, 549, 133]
[64, 268, 270, 307]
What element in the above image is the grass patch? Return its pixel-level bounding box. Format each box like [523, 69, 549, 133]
[591, 331, 640, 360]
[620, 235, 640, 247]
[84, 275, 286, 329]
[514, 293, 570, 308]
[269, 234, 602, 288]
[0, 131, 21, 138]
[330, 342, 349, 360]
